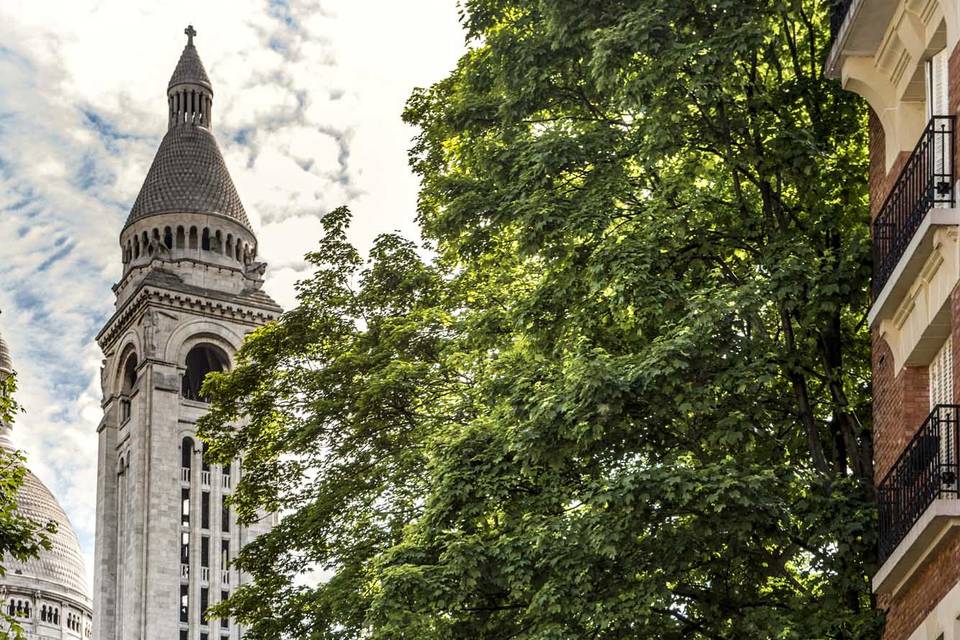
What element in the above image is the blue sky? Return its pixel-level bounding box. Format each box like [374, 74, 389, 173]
[0, 0, 466, 591]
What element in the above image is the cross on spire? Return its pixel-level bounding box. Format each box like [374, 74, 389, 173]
[185, 25, 197, 46]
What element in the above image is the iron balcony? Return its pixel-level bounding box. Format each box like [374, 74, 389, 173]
[872, 116, 955, 300]
[878, 404, 960, 563]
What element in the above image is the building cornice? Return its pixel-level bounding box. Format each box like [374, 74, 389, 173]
[97, 276, 281, 350]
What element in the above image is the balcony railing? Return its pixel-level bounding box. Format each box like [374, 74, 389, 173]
[830, 0, 854, 42]
[872, 116, 955, 299]
[878, 404, 960, 562]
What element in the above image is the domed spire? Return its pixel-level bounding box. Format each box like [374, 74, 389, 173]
[168, 25, 212, 94]
[123, 26, 251, 232]
[167, 25, 214, 130]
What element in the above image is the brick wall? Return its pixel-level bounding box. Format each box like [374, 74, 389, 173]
[872, 331, 930, 483]
[879, 534, 960, 640]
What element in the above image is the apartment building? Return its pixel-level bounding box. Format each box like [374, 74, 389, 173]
[829, 1, 960, 638]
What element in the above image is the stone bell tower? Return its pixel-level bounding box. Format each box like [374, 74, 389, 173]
[93, 26, 281, 640]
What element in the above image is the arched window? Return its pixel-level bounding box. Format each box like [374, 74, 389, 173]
[181, 344, 228, 402]
[122, 353, 138, 394]
[189, 227, 198, 250]
[182, 437, 194, 470]
[164, 227, 174, 249]
[201, 228, 211, 251]
[176, 226, 186, 249]
[120, 352, 137, 423]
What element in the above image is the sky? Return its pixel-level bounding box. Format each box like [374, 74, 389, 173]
[0, 0, 467, 591]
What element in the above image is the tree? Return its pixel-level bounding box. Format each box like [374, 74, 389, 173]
[0, 373, 55, 639]
[200, 1, 880, 638]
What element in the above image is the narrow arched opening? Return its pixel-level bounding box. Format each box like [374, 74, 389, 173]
[120, 352, 138, 423]
[181, 344, 229, 402]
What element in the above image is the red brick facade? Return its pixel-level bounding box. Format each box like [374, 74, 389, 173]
[870, 39, 960, 640]
[871, 332, 929, 483]
[879, 534, 960, 640]
[868, 111, 910, 221]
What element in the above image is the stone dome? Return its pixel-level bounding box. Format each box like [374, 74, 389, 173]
[0, 330, 12, 376]
[4, 469, 89, 601]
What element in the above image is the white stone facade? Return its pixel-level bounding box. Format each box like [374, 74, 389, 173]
[92, 28, 281, 640]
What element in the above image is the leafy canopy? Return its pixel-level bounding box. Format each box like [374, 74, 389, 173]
[200, 1, 879, 638]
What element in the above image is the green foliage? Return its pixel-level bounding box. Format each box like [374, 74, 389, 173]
[0, 374, 55, 640]
[200, 1, 880, 638]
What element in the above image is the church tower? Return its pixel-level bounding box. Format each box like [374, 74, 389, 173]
[93, 27, 281, 640]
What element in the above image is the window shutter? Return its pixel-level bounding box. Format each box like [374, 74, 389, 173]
[930, 336, 954, 409]
[927, 50, 950, 119]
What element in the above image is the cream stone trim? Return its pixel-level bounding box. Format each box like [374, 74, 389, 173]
[831, 0, 955, 171]
[869, 208, 960, 325]
[876, 221, 958, 371]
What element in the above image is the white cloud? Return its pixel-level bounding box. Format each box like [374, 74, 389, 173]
[0, 0, 466, 592]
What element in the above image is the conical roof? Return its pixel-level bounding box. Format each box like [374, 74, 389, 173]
[168, 42, 212, 91]
[124, 26, 250, 232]
[125, 125, 251, 229]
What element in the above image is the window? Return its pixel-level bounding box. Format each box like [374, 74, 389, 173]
[181, 488, 191, 526]
[202, 492, 210, 529]
[201, 536, 210, 568]
[182, 437, 194, 471]
[181, 344, 229, 402]
[180, 630, 188, 640]
[930, 337, 953, 409]
[220, 590, 229, 628]
[120, 352, 137, 423]
[221, 498, 230, 532]
[200, 587, 209, 624]
[221, 539, 230, 568]
[180, 584, 189, 623]
[181, 531, 190, 565]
